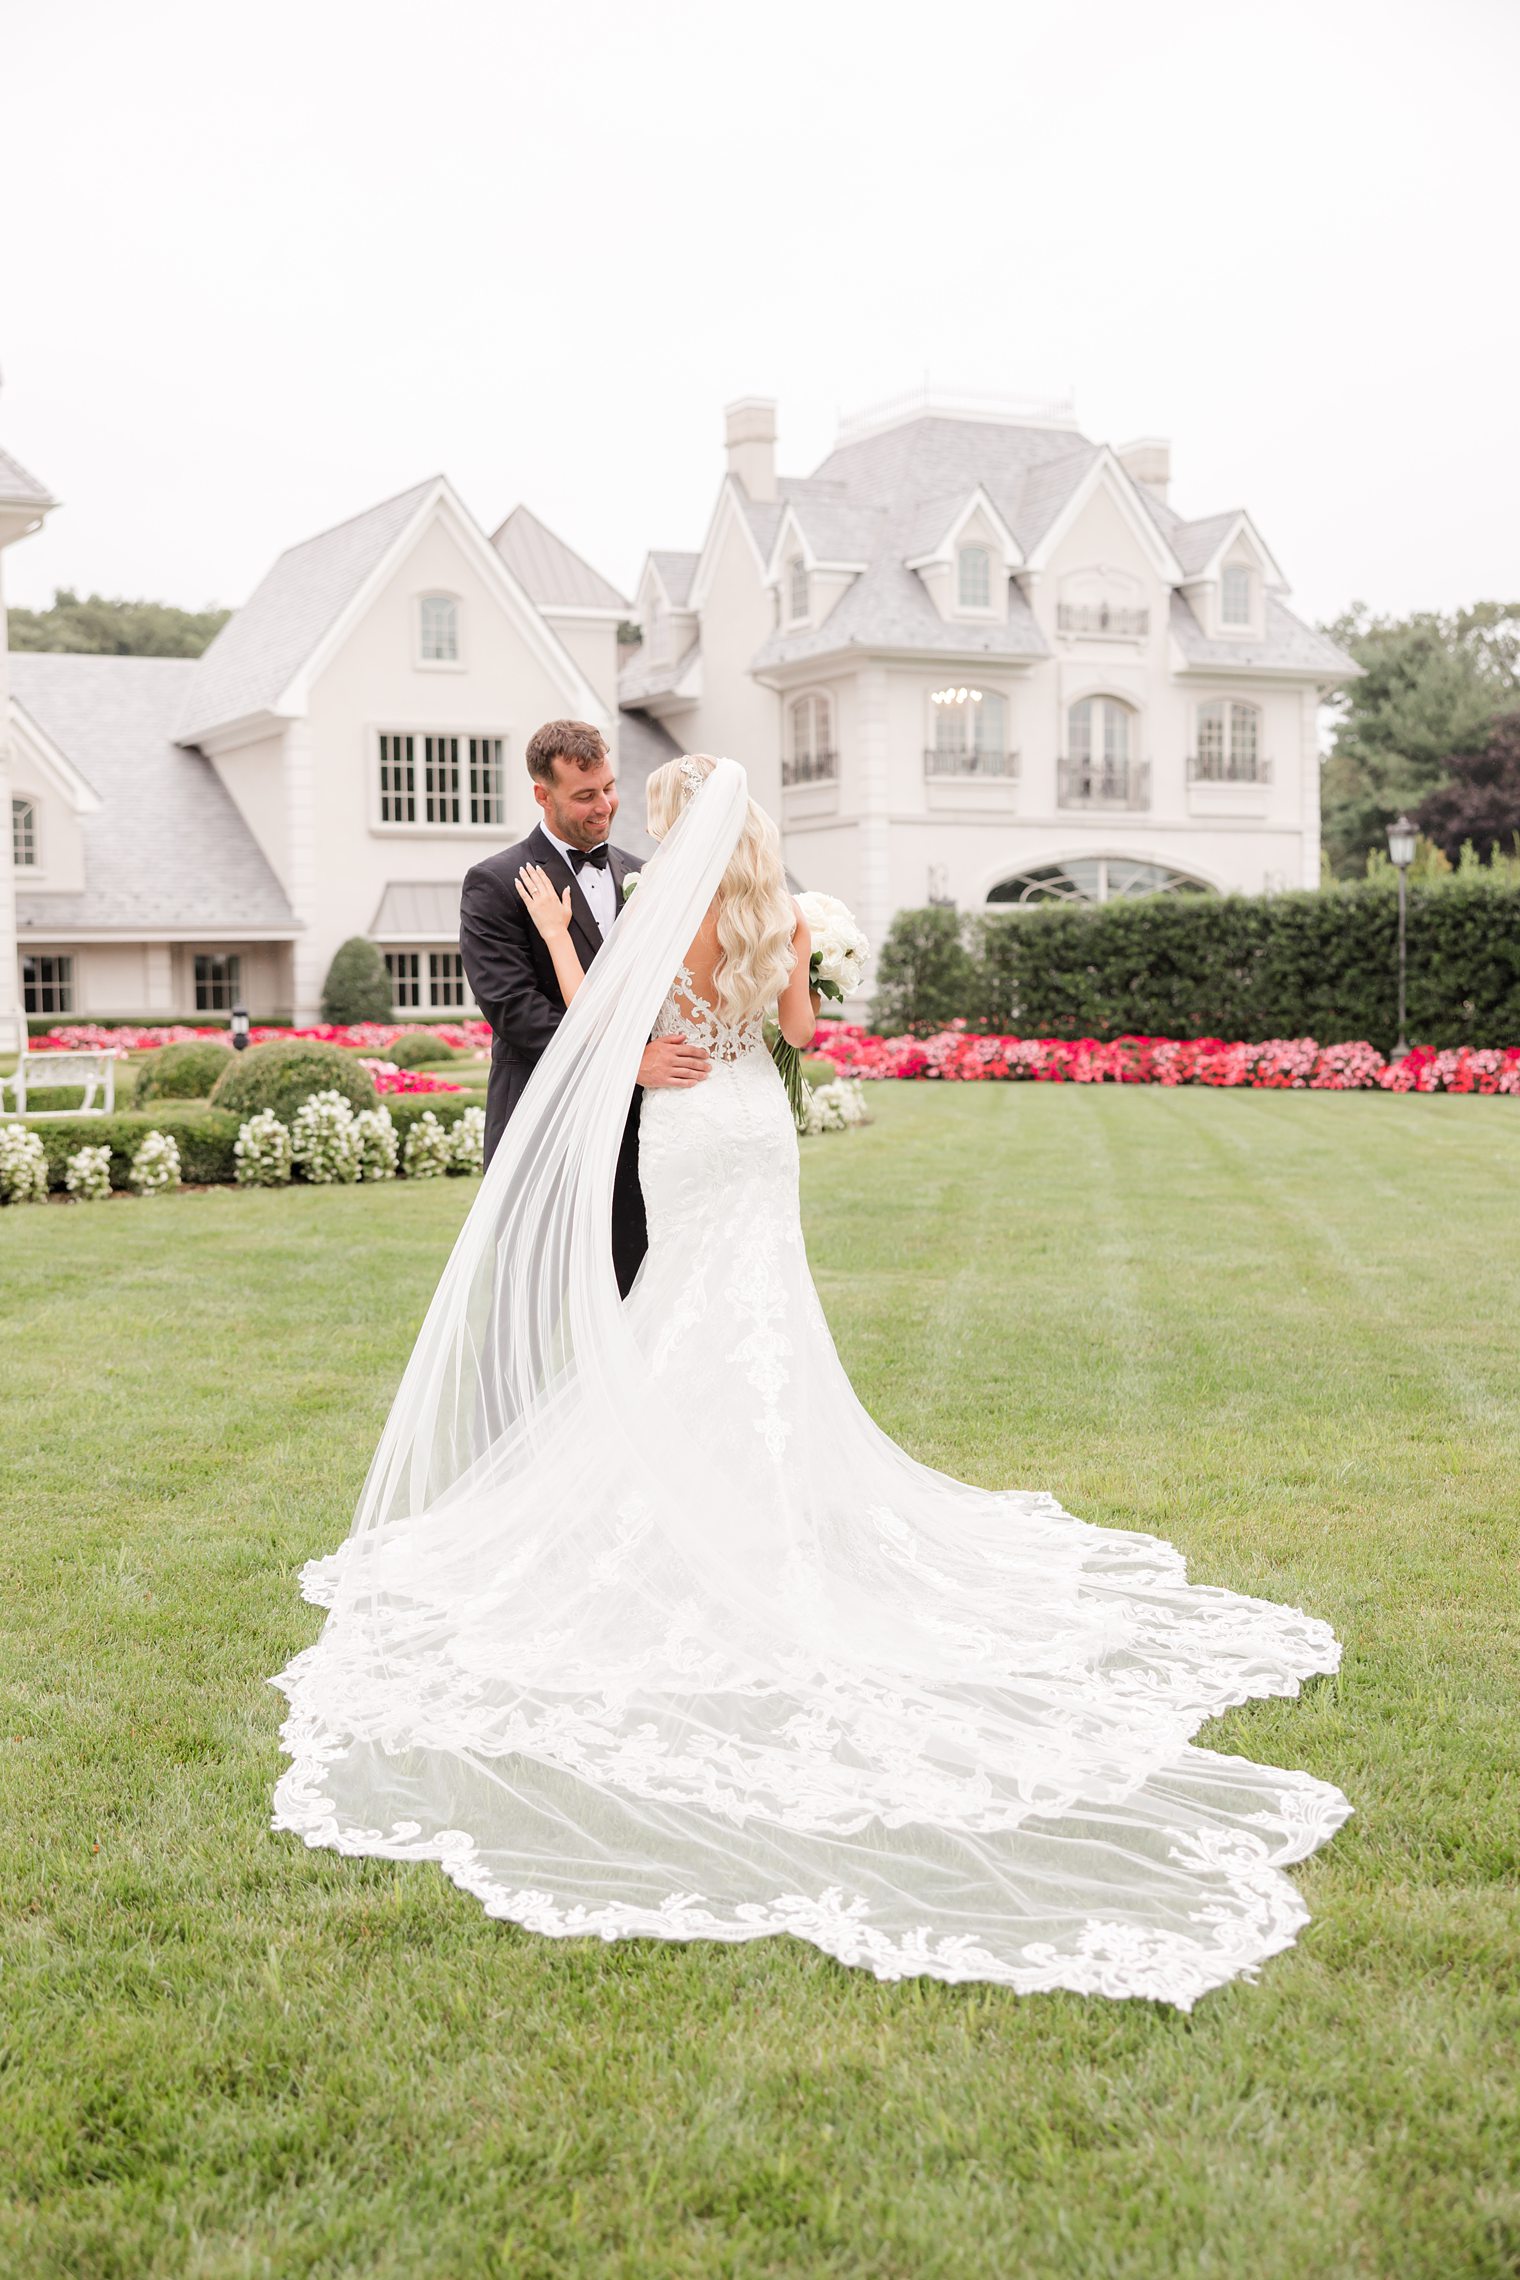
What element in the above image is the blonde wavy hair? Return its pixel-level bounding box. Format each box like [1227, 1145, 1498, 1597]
[646, 754, 795, 1026]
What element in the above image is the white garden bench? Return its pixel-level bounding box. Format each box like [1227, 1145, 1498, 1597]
[0, 1047, 117, 1118]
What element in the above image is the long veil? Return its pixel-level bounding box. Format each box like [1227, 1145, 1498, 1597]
[273, 754, 1349, 2007]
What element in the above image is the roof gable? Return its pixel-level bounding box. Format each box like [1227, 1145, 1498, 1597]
[490, 504, 628, 615]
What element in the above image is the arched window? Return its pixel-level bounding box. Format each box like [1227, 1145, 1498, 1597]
[987, 858, 1211, 907]
[784, 692, 835, 785]
[1221, 564, 1253, 626]
[787, 557, 809, 622]
[1193, 699, 1265, 783]
[12, 797, 38, 869]
[957, 545, 991, 609]
[927, 686, 1012, 777]
[1062, 697, 1145, 806]
[418, 593, 459, 663]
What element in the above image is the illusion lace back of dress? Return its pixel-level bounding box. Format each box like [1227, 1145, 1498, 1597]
[271, 923, 1350, 2008]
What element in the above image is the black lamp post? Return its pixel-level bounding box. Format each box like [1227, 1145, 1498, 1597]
[1385, 814, 1416, 1062]
[230, 1002, 251, 1053]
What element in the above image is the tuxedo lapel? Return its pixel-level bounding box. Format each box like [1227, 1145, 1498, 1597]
[526, 824, 602, 968]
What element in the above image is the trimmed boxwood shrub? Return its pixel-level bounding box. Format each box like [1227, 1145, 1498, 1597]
[27, 1106, 242, 1190]
[134, 1039, 232, 1102]
[321, 935, 393, 1024]
[209, 1040, 377, 1125]
[387, 1029, 458, 1068]
[871, 907, 976, 1037]
[871, 879, 1520, 1052]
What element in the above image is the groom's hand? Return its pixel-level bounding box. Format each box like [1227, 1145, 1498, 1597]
[638, 1039, 711, 1089]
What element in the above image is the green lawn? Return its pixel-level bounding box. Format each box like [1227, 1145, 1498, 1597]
[2, 1086, 1517, 2279]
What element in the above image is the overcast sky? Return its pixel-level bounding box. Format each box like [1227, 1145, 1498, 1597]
[3, 0, 1516, 627]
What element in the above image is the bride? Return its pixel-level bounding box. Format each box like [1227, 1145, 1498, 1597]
[272, 753, 1349, 2007]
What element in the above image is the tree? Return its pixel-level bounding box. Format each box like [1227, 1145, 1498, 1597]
[1319, 601, 1520, 876]
[7, 587, 230, 658]
[320, 937, 394, 1024]
[870, 907, 974, 1035]
[1414, 713, 1520, 865]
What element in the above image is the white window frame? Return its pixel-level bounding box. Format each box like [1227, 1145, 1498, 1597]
[956, 544, 993, 612]
[193, 950, 243, 1012]
[21, 950, 74, 1016]
[384, 945, 475, 1015]
[786, 556, 809, 624]
[1195, 697, 1263, 780]
[417, 592, 463, 668]
[783, 691, 837, 785]
[1220, 563, 1253, 628]
[928, 685, 1009, 761]
[373, 729, 510, 836]
[12, 795, 39, 871]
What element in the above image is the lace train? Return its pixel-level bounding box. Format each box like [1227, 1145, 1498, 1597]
[271, 994, 1350, 2009]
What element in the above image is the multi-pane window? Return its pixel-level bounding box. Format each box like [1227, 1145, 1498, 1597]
[385, 951, 422, 1009]
[194, 952, 242, 1011]
[419, 594, 459, 662]
[932, 686, 1007, 758]
[783, 693, 836, 785]
[787, 557, 808, 621]
[22, 953, 72, 1015]
[378, 734, 507, 826]
[12, 797, 37, 868]
[1221, 564, 1253, 625]
[957, 545, 992, 609]
[1194, 700, 1264, 781]
[1068, 696, 1133, 769]
[429, 951, 467, 1009]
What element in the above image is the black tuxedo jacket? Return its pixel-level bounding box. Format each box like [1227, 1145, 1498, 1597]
[459, 823, 647, 1292]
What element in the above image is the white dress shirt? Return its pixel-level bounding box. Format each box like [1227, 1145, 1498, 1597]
[539, 823, 616, 939]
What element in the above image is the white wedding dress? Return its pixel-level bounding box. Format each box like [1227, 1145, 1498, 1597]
[272, 760, 1349, 2007]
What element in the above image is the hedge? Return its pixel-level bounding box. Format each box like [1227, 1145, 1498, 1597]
[134, 1039, 233, 1102]
[20, 1095, 483, 1191]
[874, 881, 1520, 1051]
[209, 1040, 377, 1124]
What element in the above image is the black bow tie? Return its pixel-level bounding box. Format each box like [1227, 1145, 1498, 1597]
[567, 843, 611, 874]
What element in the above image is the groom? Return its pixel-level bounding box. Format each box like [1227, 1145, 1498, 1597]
[458, 719, 709, 1297]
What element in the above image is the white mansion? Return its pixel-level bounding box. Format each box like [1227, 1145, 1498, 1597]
[1, 392, 1357, 1043]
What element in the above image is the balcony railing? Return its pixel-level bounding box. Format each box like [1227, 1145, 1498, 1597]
[1187, 750, 1273, 785]
[1057, 602, 1149, 637]
[923, 746, 1019, 781]
[782, 748, 838, 787]
[1057, 757, 1152, 810]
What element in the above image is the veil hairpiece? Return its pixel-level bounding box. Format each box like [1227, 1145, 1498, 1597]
[678, 756, 706, 795]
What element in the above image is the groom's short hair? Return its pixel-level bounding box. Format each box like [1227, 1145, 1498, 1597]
[525, 720, 608, 784]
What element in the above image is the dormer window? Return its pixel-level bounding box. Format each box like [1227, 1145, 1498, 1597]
[787, 556, 809, 623]
[1221, 565, 1253, 627]
[418, 593, 460, 663]
[957, 545, 992, 610]
[12, 797, 37, 869]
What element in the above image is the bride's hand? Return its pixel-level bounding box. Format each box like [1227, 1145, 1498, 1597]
[514, 863, 573, 942]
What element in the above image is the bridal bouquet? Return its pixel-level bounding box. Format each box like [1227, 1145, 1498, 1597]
[772, 890, 870, 1131]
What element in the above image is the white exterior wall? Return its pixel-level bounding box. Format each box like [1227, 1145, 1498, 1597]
[544, 615, 621, 715]
[675, 504, 782, 814]
[207, 728, 289, 880]
[0, 553, 22, 1049]
[297, 513, 590, 1018]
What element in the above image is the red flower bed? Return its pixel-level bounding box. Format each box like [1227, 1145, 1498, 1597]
[31, 1020, 492, 1056]
[357, 1058, 463, 1096]
[811, 1024, 1520, 1095]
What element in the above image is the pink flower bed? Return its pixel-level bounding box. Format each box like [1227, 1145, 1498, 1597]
[30, 1020, 492, 1056]
[811, 1023, 1520, 1095]
[356, 1057, 463, 1096]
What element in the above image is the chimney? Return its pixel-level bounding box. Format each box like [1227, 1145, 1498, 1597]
[724, 397, 777, 503]
[1117, 436, 1170, 504]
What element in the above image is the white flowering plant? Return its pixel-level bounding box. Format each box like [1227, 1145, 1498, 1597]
[290, 1091, 362, 1185]
[803, 1078, 870, 1135]
[353, 1104, 399, 1182]
[65, 1144, 114, 1200]
[0, 1123, 50, 1204]
[234, 1109, 293, 1187]
[772, 890, 871, 1132]
[448, 1105, 486, 1176]
[402, 1109, 453, 1180]
[129, 1129, 181, 1197]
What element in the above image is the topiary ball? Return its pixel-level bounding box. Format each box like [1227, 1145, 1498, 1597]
[134, 1039, 233, 1102]
[209, 1040, 378, 1126]
[320, 936, 394, 1025]
[386, 1030, 458, 1069]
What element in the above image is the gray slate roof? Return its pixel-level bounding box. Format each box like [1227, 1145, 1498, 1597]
[491, 503, 628, 613]
[1168, 593, 1361, 677]
[617, 637, 700, 707]
[612, 708, 684, 857]
[650, 551, 699, 606]
[178, 477, 438, 741]
[11, 654, 299, 934]
[0, 443, 55, 508]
